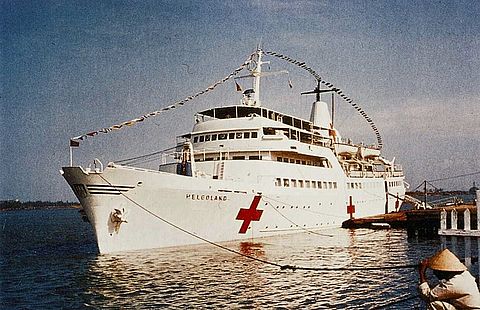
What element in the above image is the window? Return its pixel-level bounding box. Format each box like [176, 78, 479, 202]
[233, 156, 245, 160]
[298, 180, 304, 188]
[205, 135, 211, 142]
[199, 136, 205, 142]
[323, 182, 328, 189]
[283, 158, 289, 163]
[312, 181, 317, 189]
[289, 159, 295, 163]
[211, 134, 217, 141]
[249, 155, 261, 160]
[193, 136, 198, 143]
[277, 157, 283, 162]
[283, 179, 290, 187]
[229, 133, 235, 139]
[318, 181, 322, 189]
[275, 178, 281, 186]
[244, 132, 250, 139]
[328, 182, 333, 189]
[218, 133, 227, 140]
[291, 179, 297, 187]
[333, 182, 337, 189]
[236, 132, 243, 139]
[305, 181, 310, 188]
[251, 132, 258, 138]
[263, 127, 275, 135]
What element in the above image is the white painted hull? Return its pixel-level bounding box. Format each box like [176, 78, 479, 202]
[62, 163, 405, 253]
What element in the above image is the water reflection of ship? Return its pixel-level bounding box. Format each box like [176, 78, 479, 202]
[239, 242, 265, 258]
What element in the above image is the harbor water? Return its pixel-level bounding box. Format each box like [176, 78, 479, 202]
[1, 208, 478, 309]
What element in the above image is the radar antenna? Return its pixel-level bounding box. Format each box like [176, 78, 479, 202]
[301, 81, 338, 128]
[300, 80, 337, 102]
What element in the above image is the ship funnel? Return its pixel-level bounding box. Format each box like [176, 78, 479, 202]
[310, 100, 331, 129]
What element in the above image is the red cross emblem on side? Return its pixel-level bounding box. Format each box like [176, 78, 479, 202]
[236, 195, 263, 234]
[347, 195, 355, 219]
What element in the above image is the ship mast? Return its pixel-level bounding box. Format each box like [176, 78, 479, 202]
[251, 49, 269, 106]
[238, 48, 286, 107]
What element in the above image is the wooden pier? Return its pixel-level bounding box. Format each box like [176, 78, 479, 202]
[342, 203, 478, 237]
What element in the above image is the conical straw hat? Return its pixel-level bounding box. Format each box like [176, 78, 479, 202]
[427, 248, 467, 272]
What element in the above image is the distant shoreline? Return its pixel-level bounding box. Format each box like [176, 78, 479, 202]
[0, 201, 82, 212]
[0, 205, 82, 212]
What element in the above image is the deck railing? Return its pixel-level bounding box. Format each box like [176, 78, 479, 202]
[438, 190, 479, 272]
[438, 190, 480, 237]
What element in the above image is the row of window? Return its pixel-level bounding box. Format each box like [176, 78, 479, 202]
[275, 178, 338, 189]
[347, 182, 381, 190]
[388, 181, 403, 187]
[193, 131, 258, 143]
[276, 156, 331, 168]
[346, 181, 402, 190]
[196, 155, 262, 162]
[264, 127, 330, 146]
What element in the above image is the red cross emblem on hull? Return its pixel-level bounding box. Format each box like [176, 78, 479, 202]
[347, 195, 355, 219]
[236, 195, 263, 234]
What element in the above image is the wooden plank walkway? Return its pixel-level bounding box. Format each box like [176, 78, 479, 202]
[342, 204, 478, 236]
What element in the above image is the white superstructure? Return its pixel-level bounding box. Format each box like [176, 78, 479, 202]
[62, 49, 406, 253]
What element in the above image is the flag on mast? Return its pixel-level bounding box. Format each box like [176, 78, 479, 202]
[235, 80, 242, 92]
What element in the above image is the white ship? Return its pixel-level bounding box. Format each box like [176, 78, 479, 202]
[62, 49, 406, 254]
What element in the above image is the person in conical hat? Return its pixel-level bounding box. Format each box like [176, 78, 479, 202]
[418, 248, 480, 309]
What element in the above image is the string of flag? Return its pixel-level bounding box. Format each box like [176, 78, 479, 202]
[70, 52, 257, 146]
[264, 51, 383, 149]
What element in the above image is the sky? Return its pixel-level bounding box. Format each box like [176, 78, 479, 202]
[1, 0, 479, 202]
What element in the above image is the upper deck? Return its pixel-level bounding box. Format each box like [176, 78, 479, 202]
[195, 105, 321, 133]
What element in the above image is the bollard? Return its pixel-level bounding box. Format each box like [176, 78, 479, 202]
[477, 190, 479, 230]
[452, 209, 458, 230]
[464, 209, 471, 231]
[440, 209, 447, 231]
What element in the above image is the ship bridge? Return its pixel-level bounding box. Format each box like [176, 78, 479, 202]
[195, 105, 324, 134]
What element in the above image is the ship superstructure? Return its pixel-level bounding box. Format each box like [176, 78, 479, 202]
[62, 49, 405, 253]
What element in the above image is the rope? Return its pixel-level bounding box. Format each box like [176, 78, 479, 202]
[98, 174, 418, 272]
[429, 171, 480, 183]
[263, 194, 346, 220]
[263, 200, 335, 237]
[264, 50, 383, 149]
[412, 170, 480, 192]
[98, 174, 284, 269]
[115, 146, 177, 166]
[70, 52, 256, 144]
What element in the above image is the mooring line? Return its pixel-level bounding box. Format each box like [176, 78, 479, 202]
[98, 174, 419, 272]
[262, 194, 345, 219]
[262, 199, 335, 237]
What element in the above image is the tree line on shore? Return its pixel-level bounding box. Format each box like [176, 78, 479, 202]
[0, 200, 80, 211]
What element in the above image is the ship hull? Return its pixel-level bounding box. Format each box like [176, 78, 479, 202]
[62, 164, 404, 254]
